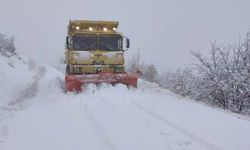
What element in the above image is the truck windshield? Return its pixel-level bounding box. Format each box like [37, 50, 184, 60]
[72, 35, 97, 50]
[98, 34, 122, 51]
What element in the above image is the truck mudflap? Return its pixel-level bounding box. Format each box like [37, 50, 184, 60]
[65, 73, 138, 91]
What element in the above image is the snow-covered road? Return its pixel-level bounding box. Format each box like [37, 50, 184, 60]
[1, 65, 250, 150]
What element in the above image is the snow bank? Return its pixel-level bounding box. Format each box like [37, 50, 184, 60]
[0, 55, 33, 107]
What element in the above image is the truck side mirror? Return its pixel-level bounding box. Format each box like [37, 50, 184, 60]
[123, 37, 130, 50]
[66, 36, 70, 49]
[126, 38, 130, 49]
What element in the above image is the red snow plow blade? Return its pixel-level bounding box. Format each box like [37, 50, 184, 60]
[65, 73, 138, 91]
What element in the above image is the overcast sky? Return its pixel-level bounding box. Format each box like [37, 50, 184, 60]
[1, 0, 250, 71]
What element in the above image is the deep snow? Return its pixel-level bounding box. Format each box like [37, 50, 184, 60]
[0, 55, 250, 150]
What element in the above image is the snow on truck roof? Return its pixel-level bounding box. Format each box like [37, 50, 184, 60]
[68, 20, 119, 35]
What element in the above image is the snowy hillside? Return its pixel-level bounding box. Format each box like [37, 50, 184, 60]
[0, 54, 250, 150]
[0, 54, 33, 107]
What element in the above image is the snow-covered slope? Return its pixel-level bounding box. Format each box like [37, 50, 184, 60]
[0, 55, 33, 107]
[0, 56, 250, 150]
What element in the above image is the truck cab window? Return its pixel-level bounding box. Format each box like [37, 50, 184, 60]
[98, 34, 122, 51]
[72, 35, 97, 50]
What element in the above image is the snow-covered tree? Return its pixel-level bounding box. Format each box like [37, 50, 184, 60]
[142, 64, 158, 82]
[191, 32, 250, 114]
[159, 68, 196, 97]
[126, 55, 140, 73]
[0, 33, 15, 56]
[159, 30, 250, 115]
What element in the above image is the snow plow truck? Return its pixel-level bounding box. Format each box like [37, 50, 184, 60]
[65, 20, 138, 91]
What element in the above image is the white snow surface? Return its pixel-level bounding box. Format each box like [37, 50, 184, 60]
[0, 56, 250, 150]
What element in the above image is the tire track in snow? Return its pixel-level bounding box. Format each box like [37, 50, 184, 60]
[104, 97, 177, 150]
[79, 104, 117, 150]
[132, 102, 222, 150]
